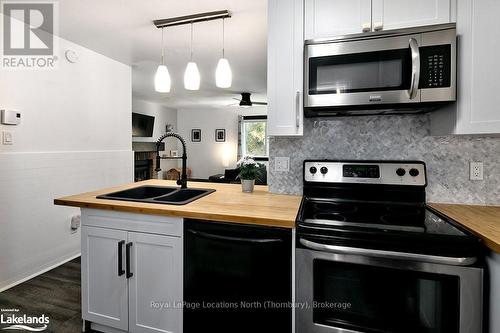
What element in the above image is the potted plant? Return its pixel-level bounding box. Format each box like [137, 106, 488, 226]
[237, 156, 260, 193]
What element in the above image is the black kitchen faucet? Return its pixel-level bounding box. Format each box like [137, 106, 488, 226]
[155, 132, 188, 189]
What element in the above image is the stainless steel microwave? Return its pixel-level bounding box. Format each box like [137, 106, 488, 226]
[304, 23, 456, 116]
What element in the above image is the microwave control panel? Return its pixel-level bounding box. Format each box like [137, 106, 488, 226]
[419, 45, 451, 89]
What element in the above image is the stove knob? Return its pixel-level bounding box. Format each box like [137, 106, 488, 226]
[320, 167, 328, 174]
[409, 168, 420, 177]
[396, 168, 406, 177]
[309, 166, 317, 174]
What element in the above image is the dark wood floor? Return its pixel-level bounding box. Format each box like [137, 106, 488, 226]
[0, 258, 83, 332]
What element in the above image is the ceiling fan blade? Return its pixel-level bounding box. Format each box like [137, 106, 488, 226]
[232, 97, 242, 102]
[253, 101, 268, 105]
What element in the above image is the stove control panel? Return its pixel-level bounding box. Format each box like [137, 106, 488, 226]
[304, 161, 426, 186]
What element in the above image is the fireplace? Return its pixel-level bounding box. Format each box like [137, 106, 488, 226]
[133, 142, 165, 182]
[135, 159, 153, 182]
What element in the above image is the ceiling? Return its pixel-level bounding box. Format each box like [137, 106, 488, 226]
[57, 0, 268, 109]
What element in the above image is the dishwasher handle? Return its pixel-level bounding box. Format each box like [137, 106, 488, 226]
[187, 229, 283, 244]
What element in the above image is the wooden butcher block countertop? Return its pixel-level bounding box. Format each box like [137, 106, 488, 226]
[429, 203, 500, 253]
[54, 180, 302, 228]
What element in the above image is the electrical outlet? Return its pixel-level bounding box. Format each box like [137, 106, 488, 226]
[70, 215, 81, 234]
[2, 131, 13, 145]
[275, 157, 290, 172]
[469, 161, 484, 180]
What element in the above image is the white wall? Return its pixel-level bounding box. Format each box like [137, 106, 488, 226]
[132, 98, 178, 173]
[177, 107, 266, 179]
[0, 36, 133, 291]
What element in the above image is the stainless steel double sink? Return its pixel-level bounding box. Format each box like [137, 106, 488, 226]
[96, 185, 215, 205]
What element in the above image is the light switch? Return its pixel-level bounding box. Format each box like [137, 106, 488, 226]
[2, 131, 13, 145]
[275, 157, 290, 172]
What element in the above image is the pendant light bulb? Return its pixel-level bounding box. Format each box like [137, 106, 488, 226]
[184, 62, 200, 90]
[184, 23, 200, 90]
[155, 28, 171, 93]
[155, 65, 171, 93]
[216, 58, 232, 88]
[216, 18, 232, 88]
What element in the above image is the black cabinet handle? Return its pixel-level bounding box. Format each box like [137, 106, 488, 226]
[118, 240, 125, 276]
[187, 229, 283, 244]
[126, 242, 133, 279]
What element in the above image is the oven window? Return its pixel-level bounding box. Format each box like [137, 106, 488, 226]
[313, 260, 459, 333]
[309, 49, 412, 95]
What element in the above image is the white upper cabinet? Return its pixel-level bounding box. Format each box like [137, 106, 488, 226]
[431, 0, 500, 135]
[372, 0, 453, 31]
[305, 0, 455, 40]
[305, 0, 372, 39]
[267, 0, 304, 136]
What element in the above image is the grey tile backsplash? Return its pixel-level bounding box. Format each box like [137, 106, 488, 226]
[269, 114, 500, 205]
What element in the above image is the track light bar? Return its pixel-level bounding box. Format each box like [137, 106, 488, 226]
[154, 10, 231, 29]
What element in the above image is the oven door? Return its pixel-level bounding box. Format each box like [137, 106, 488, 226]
[305, 34, 421, 108]
[296, 238, 483, 333]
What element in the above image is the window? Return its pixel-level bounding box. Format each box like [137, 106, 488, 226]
[240, 116, 268, 160]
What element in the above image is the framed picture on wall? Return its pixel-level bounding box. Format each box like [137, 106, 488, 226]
[215, 129, 226, 142]
[191, 129, 201, 142]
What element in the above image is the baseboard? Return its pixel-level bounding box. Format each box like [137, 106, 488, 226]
[91, 323, 127, 333]
[0, 252, 81, 292]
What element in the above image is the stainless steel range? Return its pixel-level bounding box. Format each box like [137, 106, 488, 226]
[296, 160, 484, 333]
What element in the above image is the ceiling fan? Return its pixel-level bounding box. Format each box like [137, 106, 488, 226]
[232, 92, 267, 107]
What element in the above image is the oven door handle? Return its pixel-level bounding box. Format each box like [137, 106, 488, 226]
[299, 238, 476, 266]
[408, 38, 420, 100]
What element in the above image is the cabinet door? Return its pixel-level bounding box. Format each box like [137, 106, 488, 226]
[455, 0, 500, 134]
[81, 226, 128, 331]
[128, 232, 182, 333]
[372, 0, 452, 31]
[267, 0, 304, 136]
[305, 0, 372, 39]
[431, 0, 500, 135]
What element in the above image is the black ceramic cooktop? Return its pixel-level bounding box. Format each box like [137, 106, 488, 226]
[297, 198, 483, 258]
[300, 198, 466, 236]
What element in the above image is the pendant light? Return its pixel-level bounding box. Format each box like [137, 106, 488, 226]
[154, 28, 171, 93]
[215, 18, 232, 88]
[184, 23, 200, 90]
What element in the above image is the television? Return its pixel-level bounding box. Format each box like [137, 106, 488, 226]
[132, 113, 155, 137]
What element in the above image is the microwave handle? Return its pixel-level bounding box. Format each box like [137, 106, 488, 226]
[408, 38, 420, 99]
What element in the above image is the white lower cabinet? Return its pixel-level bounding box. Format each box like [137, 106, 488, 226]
[82, 227, 129, 331]
[487, 252, 500, 333]
[81, 209, 182, 333]
[128, 232, 182, 333]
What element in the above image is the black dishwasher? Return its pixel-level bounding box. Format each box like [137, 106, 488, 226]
[184, 219, 292, 333]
